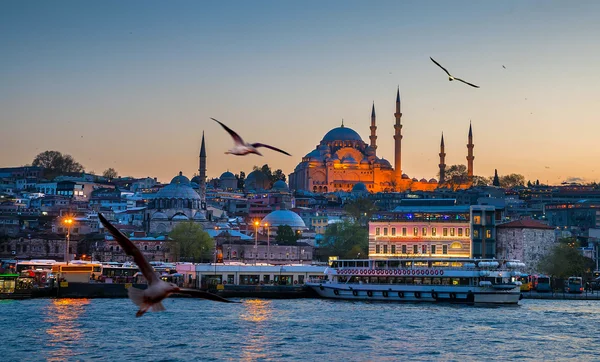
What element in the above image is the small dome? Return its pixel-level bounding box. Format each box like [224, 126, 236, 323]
[429, 178, 438, 183]
[412, 178, 419, 182]
[245, 170, 270, 190]
[365, 146, 376, 156]
[172, 213, 189, 221]
[322, 125, 363, 142]
[220, 171, 236, 180]
[304, 149, 321, 159]
[352, 182, 367, 193]
[360, 158, 369, 164]
[420, 178, 428, 183]
[191, 175, 202, 184]
[151, 211, 168, 220]
[272, 180, 289, 191]
[402, 174, 410, 179]
[342, 155, 358, 165]
[261, 210, 306, 228]
[170, 171, 190, 185]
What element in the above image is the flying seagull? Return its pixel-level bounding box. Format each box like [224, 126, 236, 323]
[502, 65, 506, 69]
[98, 213, 237, 317]
[430, 57, 480, 88]
[211, 118, 291, 156]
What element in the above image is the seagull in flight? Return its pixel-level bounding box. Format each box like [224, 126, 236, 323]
[211, 118, 291, 156]
[430, 57, 480, 88]
[98, 213, 237, 317]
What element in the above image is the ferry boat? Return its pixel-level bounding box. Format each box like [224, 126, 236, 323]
[306, 258, 525, 304]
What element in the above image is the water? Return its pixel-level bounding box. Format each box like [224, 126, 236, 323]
[1, 298, 598, 361]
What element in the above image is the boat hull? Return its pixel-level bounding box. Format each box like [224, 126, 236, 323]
[306, 283, 521, 305]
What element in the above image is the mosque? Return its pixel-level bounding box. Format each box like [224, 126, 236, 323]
[288, 88, 475, 193]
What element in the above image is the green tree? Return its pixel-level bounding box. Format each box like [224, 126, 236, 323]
[169, 222, 214, 262]
[275, 225, 299, 245]
[320, 221, 368, 259]
[472, 176, 490, 187]
[32, 150, 85, 179]
[102, 168, 118, 181]
[538, 237, 595, 279]
[499, 173, 526, 189]
[344, 197, 377, 225]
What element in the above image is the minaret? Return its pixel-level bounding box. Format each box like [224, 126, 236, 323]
[439, 133, 446, 183]
[369, 102, 377, 155]
[199, 131, 207, 212]
[466, 122, 474, 179]
[393, 87, 403, 188]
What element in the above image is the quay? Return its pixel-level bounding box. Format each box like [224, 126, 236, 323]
[521, 291, 600, 300]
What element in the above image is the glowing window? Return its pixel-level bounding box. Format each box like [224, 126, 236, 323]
[450, 242, 462, 249]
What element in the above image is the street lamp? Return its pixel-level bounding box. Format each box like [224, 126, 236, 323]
[265, 222, 270, 264]
[254, 220, 259, 265]
[63, 217, 73, 264]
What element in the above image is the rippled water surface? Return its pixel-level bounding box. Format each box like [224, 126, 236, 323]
[1, 298, 598, 361]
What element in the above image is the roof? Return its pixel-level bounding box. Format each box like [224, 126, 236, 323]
[392, 206, 471, 213]
[322, 125, 363, 142]
[497, 220, 554, 230]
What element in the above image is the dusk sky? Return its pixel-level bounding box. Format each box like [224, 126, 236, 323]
[2, 1, 599, 185]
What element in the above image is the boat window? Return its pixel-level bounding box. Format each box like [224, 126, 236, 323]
[422, 278, 431, 285]
[405, 277, 413, 285]
[376, 261, 386, 268]
[432, 278, 441, 285]
[331, 261, 339, 268]
[389, 260, 399, 268]
[356, 261, 364, 267]
[441, 278, 450, 285]
[347, 261, 356, 267]
[413, 278, 422, 285]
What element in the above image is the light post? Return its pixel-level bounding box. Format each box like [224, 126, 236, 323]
[265, 222, 270, 264]
[63, 218, 73, 264]
[254, 220, 259, 265]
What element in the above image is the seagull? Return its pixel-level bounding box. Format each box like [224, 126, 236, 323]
[98, 213, 237, 317]
[211, 118, 291, 156]
[430, 57, 480, 88]
[502, 65, 506, 69]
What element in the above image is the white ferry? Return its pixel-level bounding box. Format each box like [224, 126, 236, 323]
[306, 258, 525, 304]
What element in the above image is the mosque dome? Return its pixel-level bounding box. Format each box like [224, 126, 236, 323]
[377, 158, 392, 168]
[429, 178, 438, 183]
[220, 171, 236, 180]
[245, 170, 270, 191]
[261, 210, 306, 229]
[412, 178, 419, 182]
[272, 180, 289, 191]
[322, 125, 363, 142]
[402, 174, 410, 179]
[191, 175, 202, 184]
[420, 178, 428, 183]
[304, 149, 322, 159]
[155, 172, 201, 200]
[151, 211, 168, 220]
[352, 182, 367, 193]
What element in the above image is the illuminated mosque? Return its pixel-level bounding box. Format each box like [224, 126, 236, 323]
[288, 88, 474, 193]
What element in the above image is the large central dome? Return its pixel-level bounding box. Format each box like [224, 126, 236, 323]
[322, 125, 363, 142]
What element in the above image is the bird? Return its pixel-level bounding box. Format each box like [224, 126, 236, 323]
[211, 118, 291, 156]
[98, 213, 238, 317]
[545, 166, 550, 169]
[502, 65, 506, 69]
[429, 57, 480, 88]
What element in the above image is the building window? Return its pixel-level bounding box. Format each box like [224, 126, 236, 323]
[413, 245, 418, 254]
[431, 245, 436, 254]
[443, 245, 448, 254]
[402, 228, 407, 236]
[383, 245, 388, 254]
[402, 245, 407, 254]
[144, 245, 148, 251]
[391, 245, 396, 254]
[391, 228, 396, 236]
[383, 228, 388, 236]
[450, 242, 462, 249]
[473, 229, 479, 238]
[473, 215, 481, 224]
[457, 228, 462, 237]
[450, 228, 455, 237]
[422, 227, 427, 236]
[486, 229, 492, 238]
[376, 245, 380, 254]
[466, 228, 470, 237]
[431, 228, 437, 236]
[413, 227, 418, 236]
[422, 245, 427, 254]
[443, 228, 448, 236]
[376, 227, 380, 236]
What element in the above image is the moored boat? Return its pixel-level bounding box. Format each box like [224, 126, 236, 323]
[306, 258, 525, 305]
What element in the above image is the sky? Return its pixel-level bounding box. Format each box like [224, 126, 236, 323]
[1, 1, 600, 185]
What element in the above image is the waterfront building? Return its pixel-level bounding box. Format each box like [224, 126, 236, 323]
[288, 88, 474, 193]
[496, 219, 556, 273]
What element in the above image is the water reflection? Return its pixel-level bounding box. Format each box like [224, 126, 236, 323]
[240, 299, 271, 361]
[44, 299, 89, 362]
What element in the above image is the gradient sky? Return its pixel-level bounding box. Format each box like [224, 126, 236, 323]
[2, 1, 600, 185]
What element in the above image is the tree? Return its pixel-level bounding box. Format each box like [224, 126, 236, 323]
[499, 173, 526, 189]
[169, 222, 214, 262]
[275, 225, 299, 245]
[252, 164, 286, 187]
[236, 171, 246, 190]
[472, 176, 490, 187]
[344, 197, 377, 225]
[32, 150, 84, 178]
[538, 237, 595, 279]
[102, 168, 118, 181]
[439, 164, 469, 187]
[272, 169, 286, 183]
[320, 221, 368, 259]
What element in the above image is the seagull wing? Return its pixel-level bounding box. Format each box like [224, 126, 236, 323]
[251, 143, 291, 156]
[430, 57, 452, 77]
[211, 118, 245, 146]
[454, 78, 480, 88]
[98, 213, 159, 285]
[177, 288, 240, 303]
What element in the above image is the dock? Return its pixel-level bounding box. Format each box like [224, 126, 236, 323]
[521, 291, 600, 300]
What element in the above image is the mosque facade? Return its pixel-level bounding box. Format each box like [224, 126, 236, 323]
[288, 89, 474, 193]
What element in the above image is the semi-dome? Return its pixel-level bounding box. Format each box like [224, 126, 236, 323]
[272, 180, 289, 191]
[261, 210, 306, 228]
[342, 155, 358, 165]
[193, 211, 207, 220]
[220, 171, 236, 180]
[352, 182, 367, 193]
[322, 125, 363, 142]
[172, 213, 189, 221]
[151, 211, 168, 220]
